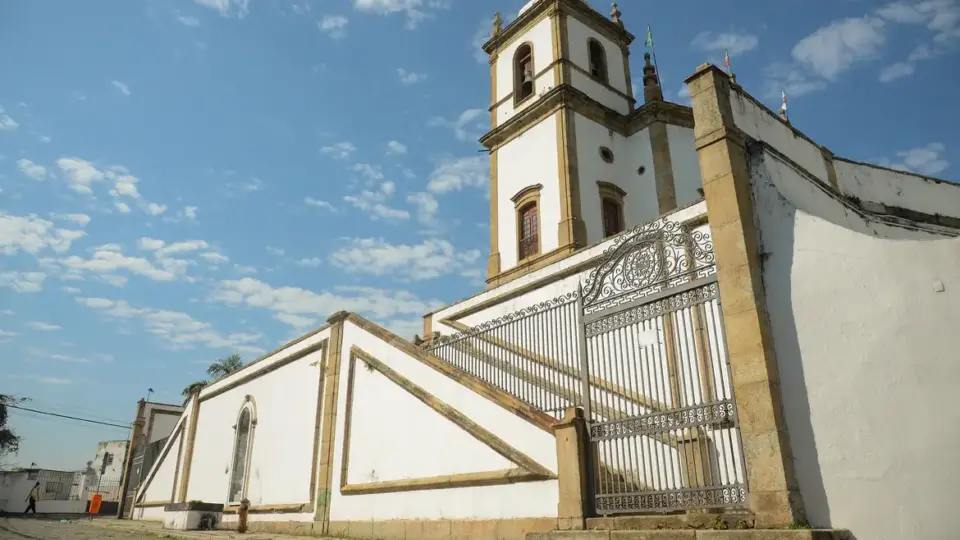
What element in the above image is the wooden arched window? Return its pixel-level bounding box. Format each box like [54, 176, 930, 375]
[511, 184, 542, 261]
[597, 181, 626, 238]
[228, 397, 257, 503]
[588, 39, 608, 83]
[514, 43, 535, 103]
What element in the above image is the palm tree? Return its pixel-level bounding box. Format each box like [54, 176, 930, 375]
[206, 353, 244, 380]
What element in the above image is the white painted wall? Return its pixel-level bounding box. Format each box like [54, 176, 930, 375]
[0, 471, 87, 513]
[575, 114, 661, 245]
[497, 113, 561, 270]
[90, 440, 127, 479]
[565, 16, 630, 114]
[132, 505, 165, 521]
[186, 328, 331, 507]
[139, 430, 180, 503]
[493, 17, 556, 127]
[667, 125, 704, 208]
[326, 320, 560, 521]
[834, 158, 960, 220]
[746, 114, 960, 539]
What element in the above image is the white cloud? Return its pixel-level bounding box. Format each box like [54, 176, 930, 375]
[266, 246, 285, 256]
[879, 61, 915, 81]
[319, 15, 349, 38]
[57, 249, 186, 282]
[115, 201, 132, 213]
[27, 321, 61, 331]
[17, 159, 47, 181]
[77, 296, 264, 353]
[426, 155, 488, 194]
[36, 377, 72, 385]
[305, 197, 335, 211]
[690, 31, 759, 56]
[351, 163, 385, 182]
[876, 0, 960, 81]
[0, 329, 17, 338]
[0, 108, 18, 131]
[296, 257, 323, 268]
[100, 274, 129, 287]
[386, 140, 407, 155]
[761, 62, 828, 100]
[146, 202, 168, 216]
[54, 213, 91, 227]
[0, 271, 47, 293]
[428, 108, 485, 143]
[57, 157, 106, 194]
[200, 252, 230, 264]
[397, 68, 427, 85]
[406, 191, 439, 226]
[880, 142, 951, 175]
[178, 15, 201, 26]
[62, 286, 81, 294]
[184, 206, 198, 220]
[39, 135, 52, 143]
[0, 212, 85, 255]
[343, 184, 410, 221]
[111, 80, 132, 96]
[193, 0, 250, 19]
[330, 237, 481, 281]
[352, 0, 450, 30]
[320, 141, 357, 160]
[209, 277, 445, 332]
[792, 16, 887, 80]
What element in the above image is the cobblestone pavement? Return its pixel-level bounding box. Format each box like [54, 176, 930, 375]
[0, 517, 329, 540]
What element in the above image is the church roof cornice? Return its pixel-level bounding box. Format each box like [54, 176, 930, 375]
[483, 0, 634, 56]
[479, 85, 693, 149]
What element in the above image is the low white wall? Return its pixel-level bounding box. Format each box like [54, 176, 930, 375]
[750, 145, 960, 540]
[432, 200, 708, 332]
[187, 328, 331, 507]
[133, 505, 165, 521]
[326, 320, 560, 521]
[834, 158, 960, 220]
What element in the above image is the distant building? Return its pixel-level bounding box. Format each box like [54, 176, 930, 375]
[0, 468, 85, 514]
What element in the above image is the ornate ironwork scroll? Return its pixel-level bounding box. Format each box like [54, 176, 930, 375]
[579, 216, 716, 315]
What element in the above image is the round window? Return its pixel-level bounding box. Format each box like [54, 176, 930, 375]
[599, 146, 614, 163]
[637, 165, 646, 175]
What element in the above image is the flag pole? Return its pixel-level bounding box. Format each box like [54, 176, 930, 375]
[647, 25, 663, 87]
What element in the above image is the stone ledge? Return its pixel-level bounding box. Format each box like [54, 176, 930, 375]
[528, 530, 852, 540]
[163, 501, 224, 512]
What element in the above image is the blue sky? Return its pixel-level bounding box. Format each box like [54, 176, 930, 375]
[1, 0, 957, 471]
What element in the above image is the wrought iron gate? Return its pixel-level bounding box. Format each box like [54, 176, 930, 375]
[577, 217, 748, 515]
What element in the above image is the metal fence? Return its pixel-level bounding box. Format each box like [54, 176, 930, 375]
[426, 292, 583, 420]
[33, 470, 81, 501]
[122, 435, 168, 517]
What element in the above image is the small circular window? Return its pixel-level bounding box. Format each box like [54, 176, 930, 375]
[599, 146, 614, 163]
[637, 165, 646, 175]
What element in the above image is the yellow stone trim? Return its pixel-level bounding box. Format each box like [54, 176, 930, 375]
[307, 339, 330, 507]
[314, 314, 346, 530]
[223, 503, 309, 514]
[340, 346, 555, 495]
[557, 107, 587, 249]
[821, 147, 839, 189]
[135, 501, 170, 508]
[489, 53, 498, 127]
[487, 148, 501, 280]
[176, 394, 201, 503]
[487, 242, 578, 288]
[201, 339, 330, 402]
[622, 44, 635, 112]
[512, 183, 543, 262]
[118, 400, 146, 518]
[343, 313, 557, 433]
[242, 517, 555, 540]
[170, 426, 185, 502]
[686, 62, 804, 527]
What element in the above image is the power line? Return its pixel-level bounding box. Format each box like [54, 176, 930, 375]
[6, 404, 131, 430]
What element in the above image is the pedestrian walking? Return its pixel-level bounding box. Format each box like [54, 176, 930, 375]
[24, 481, 40, 514]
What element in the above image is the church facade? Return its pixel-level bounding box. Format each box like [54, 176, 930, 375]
[131, 2, 960, 540]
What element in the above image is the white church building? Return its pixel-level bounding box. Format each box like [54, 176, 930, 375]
[131, 1, 960, 539]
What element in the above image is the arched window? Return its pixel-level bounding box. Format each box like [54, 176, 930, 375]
[597, 181, 626, 238]
[511, 184, 543, 262]
[514, 43, 535, 103]
[228, 397, 257, 503]
[519, 203, 539, 260]
[588, 39, 608, 83]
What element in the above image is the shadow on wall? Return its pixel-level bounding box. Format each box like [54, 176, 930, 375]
[747, 144, 833, 530]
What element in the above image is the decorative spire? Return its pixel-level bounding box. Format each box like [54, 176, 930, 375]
[492, 11, 503, 36]
[642, 52, 663, 103]
[610, 3, 623, 27]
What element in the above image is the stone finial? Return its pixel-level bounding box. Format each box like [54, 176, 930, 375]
[492, 11, 503, 36]
[642, 52, 663, 103]
[610, 3, 623, 26]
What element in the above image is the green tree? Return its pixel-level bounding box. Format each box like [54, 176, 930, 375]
[181, 380, 208, 400]
[0, 394, 28, 458]
[206, 353, 244, 380]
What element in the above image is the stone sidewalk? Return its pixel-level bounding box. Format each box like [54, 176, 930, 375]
[0, 517, 342, 540]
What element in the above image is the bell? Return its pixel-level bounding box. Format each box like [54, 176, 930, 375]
[522, 71, 533, 84]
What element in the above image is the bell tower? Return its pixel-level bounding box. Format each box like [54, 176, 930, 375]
[480, 0, 637, 287]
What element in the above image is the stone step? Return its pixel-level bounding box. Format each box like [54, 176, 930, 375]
[528, 530, 852, 540]
[586, 514, 755, 531]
